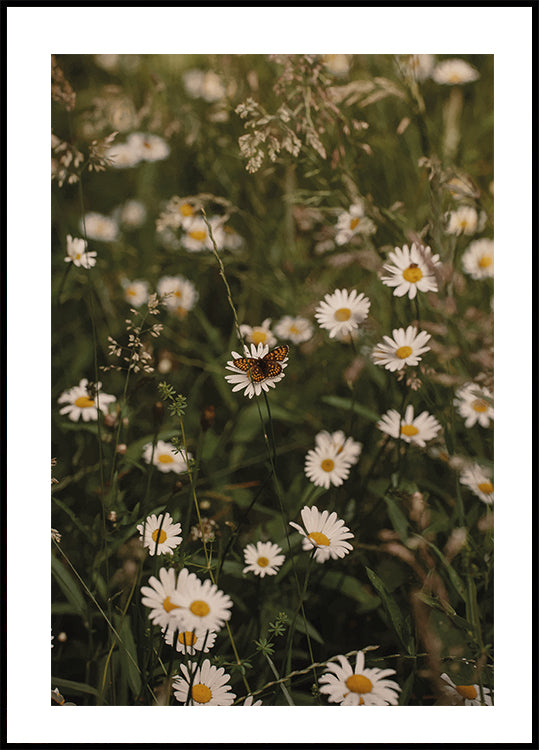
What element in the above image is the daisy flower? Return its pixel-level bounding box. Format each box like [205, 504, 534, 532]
[81, 212, 119, 242]
[274, 315, 313, 344]
[58, 378, 116, 422]
[460, 464, 494, 505]
[239, 318, 277, 348]
[173, 660, 235, 706]
[157, 275, 198, 317]
[462, 238, 494, 279]
[432, 59, 480, 85]
[172, 574, 233, 633]
[335, 202, 376, 245]
[289, 505, 354, 563]
[243, 695, 263, 706]
[142, 440, 192, 474]
[181, 215, 224, 252]
[243, 541, 285, 577]
[225, 342, 289, 399]
[126, 132, 170, 163]
[140, 567, 194, 631]
[221, 224, 244, 250]
[440, 673, 492, 705]
[314, 430, 362, 467]
[445, 206, 485, 236]
[120, 199, 147, 229]
[163, 626, 216, 655]
[137, 512, 183, 556]
[107, 140, 143, 169]
[183, 69, 226, 102]
[64, 235, 96, 269]
[319, 651, 401, 705]
[314, 288, 371, 339]
[377, 405, 442, 447]
[454, 383, 494, 428]
[167, 198, 198, 230]
[381, 243, 441, 299]
[304, 443, 354, 489]
[122, 279, 149, 308]
[372, 325, 431, 372]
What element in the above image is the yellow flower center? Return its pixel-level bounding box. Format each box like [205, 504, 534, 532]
[401, 424, 419, 437]
[459, 219, 469, 230]
[192, 684, 212, 704]
[251, 330, 268, 345]
[173, 290, 183, 299]
[162, 596, 179, 613]
[289, 324, 300, 335]
[455, 684, 477, 700]
[127, 288, 137, 296]
[396, 345, 413, 359]
[472, 399, 488, 413]
[257, 556, 269, 568]
[403, 264, 423, 283]
[450, 73, 462, 83]
[349, 217, 360, 230]
[334, 307, 351, 322]
[178, 631, 197, 646]
[180, 203, 194, 217]
[189, 229, 207, 242]
[345, 674, 373, 694]
[478, 255, 492, 268]
[158, 453, 174, 464]
[75, 253, 82, 260]
[151, 529, 167, 544]
[190, 600, 210, 617]
[308, 531, 330, 546]
[320, 459, 335, 472]
[74, 396, 95, 408]
[477, 481, 493, 494]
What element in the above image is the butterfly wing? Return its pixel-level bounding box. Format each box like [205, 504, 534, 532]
[232, 357, 266, 382]
[264, 345, 289, 362]
[233, 346, 289, 383]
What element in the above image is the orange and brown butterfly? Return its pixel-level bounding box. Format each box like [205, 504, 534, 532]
[231, 345, 289, 383]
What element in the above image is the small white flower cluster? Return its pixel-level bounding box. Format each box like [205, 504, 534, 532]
[106, 132, 170, 169]
[156, 196, 244, 254]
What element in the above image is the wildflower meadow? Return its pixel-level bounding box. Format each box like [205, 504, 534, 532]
[50, 52, 498, 714]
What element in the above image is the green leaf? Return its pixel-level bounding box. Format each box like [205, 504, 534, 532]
[422, 539, 467, 601]
[51, 554, 87, 618]
[384, 493, 409, 542]
[399, 670, 415, 706]
[319, 572, 380, 611]
[365, 567, 411, 652]
[114, 615, 141, 697]
[51, 677, 98, 697]
[321, 396, 380, 423]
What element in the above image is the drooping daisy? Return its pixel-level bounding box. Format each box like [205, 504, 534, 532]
[107, 140, 143, 169]
[81, 212, 119, 242]
[140, 567, 193, 631]
[440, 673, 492, 705]
[315, 288, 371, 340]
[372, 326, 431, 372]
[163, 626, 216, 655]
[445, 206, 484, 236]
[404, 54, 435, 81]
[462, 239, 494, 279]
[137, 512, 183, 556]
[381, 243, 441, 299]
[335, 202, 376, 246]
[454, 383, 493, 428]
[172, 574, 233, 633]
[64, 235, 97, 269]
[304, 443, 354, 489]
[58, 378, 116, 422]
[314, 430, 362, 467]
[460, 464, 494, 505]
[120, 199, 147, 229]
[274, 315, 314, 344]
[122, 279, 149, 308]
[377, 405, 442, 447]
[225, 342, 289, 399]
[319, 651, 401, 706]
[157, 275, 198, 317]
[432, 59, 480, 85]
[173, 660, 235, 706]
[239, 319, 277, 348]
[142, 440, 193, 474]
[243, 695, 263, 706]
[221, 224, 244, 250]
[289, 505, 354, 563]
[243, 541, 285, 577]
[181, 215, 224, 252]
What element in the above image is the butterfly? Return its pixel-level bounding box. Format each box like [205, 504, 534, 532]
[232, 345, 289, 383]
